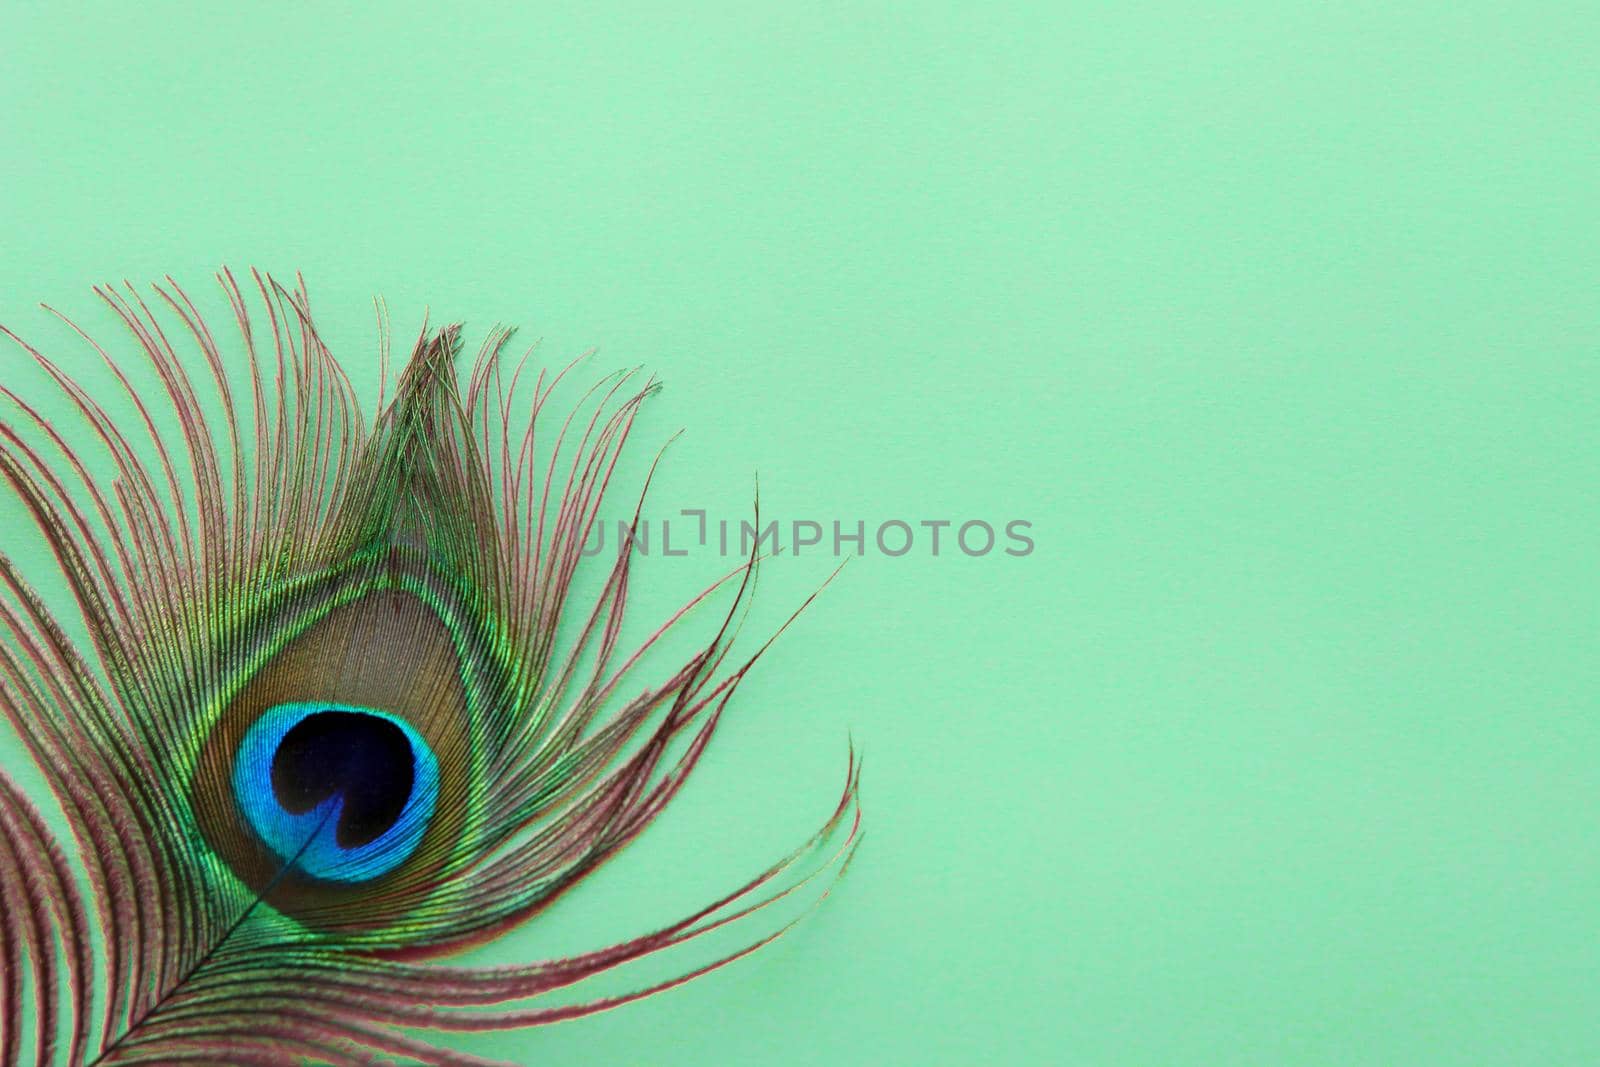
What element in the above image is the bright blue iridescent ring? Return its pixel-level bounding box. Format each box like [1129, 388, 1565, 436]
[233, 701, 440, 883]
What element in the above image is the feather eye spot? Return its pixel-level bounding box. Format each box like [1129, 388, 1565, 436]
[233, 702, 440, 884]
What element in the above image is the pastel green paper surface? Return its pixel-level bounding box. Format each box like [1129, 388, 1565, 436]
[1, 3, 1596, 1064]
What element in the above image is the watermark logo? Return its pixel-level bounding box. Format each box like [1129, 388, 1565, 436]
[582, 512, 1035, 559]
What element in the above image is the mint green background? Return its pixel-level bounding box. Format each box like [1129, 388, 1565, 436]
[2, 4, 1597, 1065]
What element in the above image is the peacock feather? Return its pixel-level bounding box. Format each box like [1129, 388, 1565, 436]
[0, 271, 860, 1066]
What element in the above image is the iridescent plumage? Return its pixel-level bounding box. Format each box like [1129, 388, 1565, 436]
[0, 272, 858, 1066]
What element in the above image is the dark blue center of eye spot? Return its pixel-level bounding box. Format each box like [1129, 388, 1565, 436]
[270, 710, 415, 849]
[233, 701, 440, 884]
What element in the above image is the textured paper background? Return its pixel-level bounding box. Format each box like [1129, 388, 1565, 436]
[2, 4, 1596, 1064]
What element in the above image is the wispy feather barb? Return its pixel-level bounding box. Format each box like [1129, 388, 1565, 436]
[0, 271, 859, 1066]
